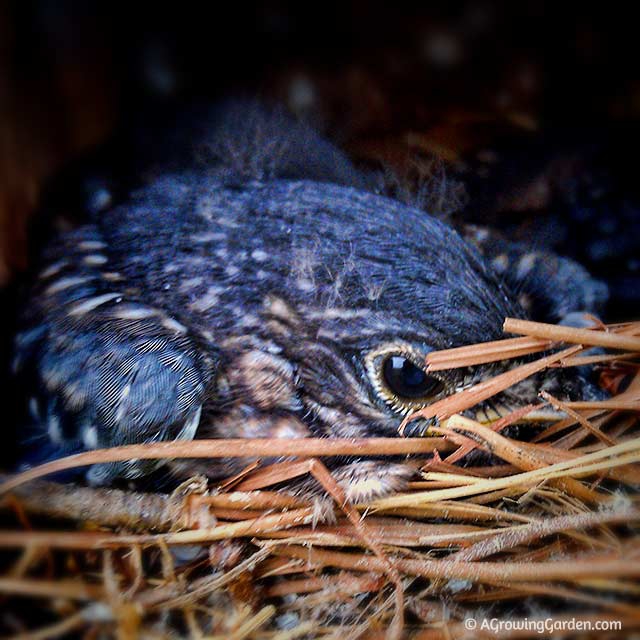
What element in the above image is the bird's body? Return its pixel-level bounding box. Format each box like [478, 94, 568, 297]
[13, 103, 606, 498]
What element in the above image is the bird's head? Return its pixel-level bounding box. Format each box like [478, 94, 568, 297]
[196, 180, 596, 453]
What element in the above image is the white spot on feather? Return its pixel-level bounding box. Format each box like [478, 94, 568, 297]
[78, 240, 107, 251]
[28, 397, 40, 421]
[306, 308, 371, 320]
[40, 260, 69, 279]
[101, 272, 124, 282]
[296, 278, 315, 292]
[46, 276, 93, 295]
[516, 253, 538, 280]
[111, 305, 158, 320]
[251, 249, 268, 262]
[83, 254, 108, 266]
[48, 414, 63, 444]
[161, 317, 188, 334]
[68, 293, 122, 316]
[216, 216, 240, 229]
[491, 254, 509, 273]
[191, 232, 227, 243]
[189, 286, 222, 312]
[82, 425, 99, 449]
[178, 277, 203, 292]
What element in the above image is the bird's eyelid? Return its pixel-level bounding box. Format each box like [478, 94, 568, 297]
[363, 341, 443, 414]
[364, 341, 431, 368]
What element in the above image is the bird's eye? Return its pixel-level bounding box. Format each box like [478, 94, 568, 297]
[382, 355, 442, 399]
[364, 344, 444, 414]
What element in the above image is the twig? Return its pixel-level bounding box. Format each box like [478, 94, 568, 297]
[0, 475, 179, 531]
[267, 543, 640, 582]
[452, 508, 639, 561]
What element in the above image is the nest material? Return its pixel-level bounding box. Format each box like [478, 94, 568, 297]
[1, 318, 639, 639]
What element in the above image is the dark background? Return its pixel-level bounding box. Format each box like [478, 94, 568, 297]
[1, 1, 639, 316]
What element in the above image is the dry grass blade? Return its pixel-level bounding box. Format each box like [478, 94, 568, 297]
[1, 316, 638, 638]
[4, 606, 104, 640]
[441, 404, 537, 465]
[433, 416, 607, 503]
[233, 460, 319, 492]
[0, 577, 103, 600]
[494, 582, 640, 617]
[369, 436, 640, 510]
[302, 459, 406, 640]
[262, 519, 492, 548]
[540, 390, 617, 446]
[504, 318, 640, 351]
[401, 345, 580, 432]
[155, 547, 271, 610]
[119, 507, 317, 545]
[0, 530, 130, 550]
[452, 413, 640, 488]
[0, 437, 453, 494]
[555, 351, 639, 367]
[264, 572, 384, 597]
[207, 605, 275, 640]
[440, 415, 575, 469]
[373, 501, 533, 524]
[425, 336, 554, 370]
[195, 491, 306, 510]
[567, 399, 639, 411]
[530, 409, 605, 443]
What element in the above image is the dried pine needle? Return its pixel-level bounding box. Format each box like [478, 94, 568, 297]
[1, 316, 638, 638]
[504, 317, 640, 351]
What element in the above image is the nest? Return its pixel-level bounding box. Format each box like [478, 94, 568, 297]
[1, 318, 639, 639]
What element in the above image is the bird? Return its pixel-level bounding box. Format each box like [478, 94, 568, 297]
[11, 101, 608, 501]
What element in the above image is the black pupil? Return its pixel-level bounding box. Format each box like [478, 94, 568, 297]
[383, 356, 440, 399]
